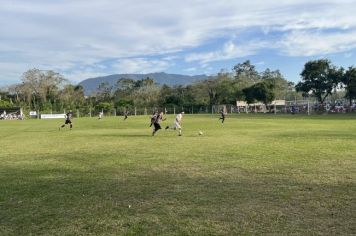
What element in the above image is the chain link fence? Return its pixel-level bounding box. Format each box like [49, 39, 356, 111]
[12, 98, 356, 119]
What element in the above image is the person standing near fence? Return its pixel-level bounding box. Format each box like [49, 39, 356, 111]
[165, 112, 184, 136]
[59, 110, 73, 130]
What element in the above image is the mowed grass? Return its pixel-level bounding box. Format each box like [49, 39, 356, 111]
[0, 114, 355, 235]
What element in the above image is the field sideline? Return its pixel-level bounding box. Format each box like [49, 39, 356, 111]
[0, 114, 355, 235]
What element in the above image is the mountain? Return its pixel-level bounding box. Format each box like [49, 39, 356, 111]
[78, 72, 209, 95]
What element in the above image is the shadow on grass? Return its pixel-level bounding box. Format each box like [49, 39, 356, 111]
[0, 165, 354, 235]
[100, 133, 152, 138]
[270, 130, 356, 140]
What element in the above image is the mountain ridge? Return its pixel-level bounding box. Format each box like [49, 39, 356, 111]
[79, 72, 209, 95]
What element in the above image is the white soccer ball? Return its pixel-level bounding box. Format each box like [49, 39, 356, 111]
[198, 130, 203, 135]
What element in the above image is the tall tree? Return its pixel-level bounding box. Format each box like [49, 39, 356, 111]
[295, 59, 343, 104]
[253, 80, 276, 107]
[96, 82, 113, 102]
[132, 77, 160, 107]
[113, 78, 136, 107]
[233, 60, 260, 87]
[20, 69, 66, 109]
[242, 80, 275, 107]
[343, 66, 356, 106]
[59, 85, 85, 109]
[261, 68, 290, 99]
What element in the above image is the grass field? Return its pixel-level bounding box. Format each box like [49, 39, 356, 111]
[0, 114, 355, 235]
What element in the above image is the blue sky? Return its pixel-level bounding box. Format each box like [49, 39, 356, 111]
[0, 0, 356, 86]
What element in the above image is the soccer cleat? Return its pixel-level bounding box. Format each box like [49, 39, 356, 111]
[165, 126, 169, 130]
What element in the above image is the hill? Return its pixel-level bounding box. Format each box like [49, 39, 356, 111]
[79, 72, 209, 95]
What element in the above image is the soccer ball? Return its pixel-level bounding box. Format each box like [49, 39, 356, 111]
[198, 130, 203, 135]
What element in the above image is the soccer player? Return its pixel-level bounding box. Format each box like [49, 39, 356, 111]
[150, 111, 158, 127]
[219, 109, 226, 123]
[59, 110, 73, 130]
[165, 112, 184, 136]
[151, 111, 166, 136]
[98, 111, 103, 120]
[123, 109, 129, 120]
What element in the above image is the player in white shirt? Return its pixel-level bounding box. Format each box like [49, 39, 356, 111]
[98, 111, 103, 120]
[165, 112, 184, 136]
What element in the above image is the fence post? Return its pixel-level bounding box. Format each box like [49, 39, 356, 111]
[77, 109, 79, 118]
[307, 100, 310, 115]
[134, 107, 137, 116]
[274, 103, 276, 115]
[174, 106, 176, 115]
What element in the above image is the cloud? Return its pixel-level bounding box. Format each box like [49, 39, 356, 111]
[0, 0, 356, 84]
[279, 30, 356, 57]
[112, 58, 170, 74]
[344, 52, 353, 58]
[185, 41, 268, 63]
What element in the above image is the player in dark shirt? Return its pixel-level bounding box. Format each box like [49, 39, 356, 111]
[123, 110, 129, 120]
[151, 111, 166, 136]
[219, 109, 225, 123]
[59, 110, 73, 130]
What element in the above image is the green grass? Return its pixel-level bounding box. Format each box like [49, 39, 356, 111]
[0, 114, 355, 235]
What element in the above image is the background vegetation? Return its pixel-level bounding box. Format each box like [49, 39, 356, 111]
[1, 60, 355, 114]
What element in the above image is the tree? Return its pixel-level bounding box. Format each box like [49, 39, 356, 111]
[116, 78, 135, 92]
[113, 78, 136, 107]
[343, 66, 356, 106]
[253, 80, 275, 108]
[20, 69, 66, 109]
[296, 59, 343, 104]
[242, 80, 275, 108]
[242, 86, 256, 105]
[59, 85, 85, 109]
[132, 77, 160, 107]
[233, 60, 260, 87]
[0, 99, 13, 108]
[96, 102, 113, 112]
[261, 68, 290, 99]
[96, 82, 113, 102]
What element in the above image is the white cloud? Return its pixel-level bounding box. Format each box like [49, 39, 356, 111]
[112, 58, 170, 74]
[279, 30, 356, 56]
[184, 67, 198, 72]
[344, 52, 353, 58]
[185, 41, 268, 63]
[0, 0, 356, 84]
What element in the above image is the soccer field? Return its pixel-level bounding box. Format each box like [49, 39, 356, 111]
[0, 114, 355, 235]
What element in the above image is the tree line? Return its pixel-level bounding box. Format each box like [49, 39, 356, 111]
[0, 59, 355, 113]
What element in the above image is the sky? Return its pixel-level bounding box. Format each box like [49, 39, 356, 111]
[1, 0, 356, 86]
